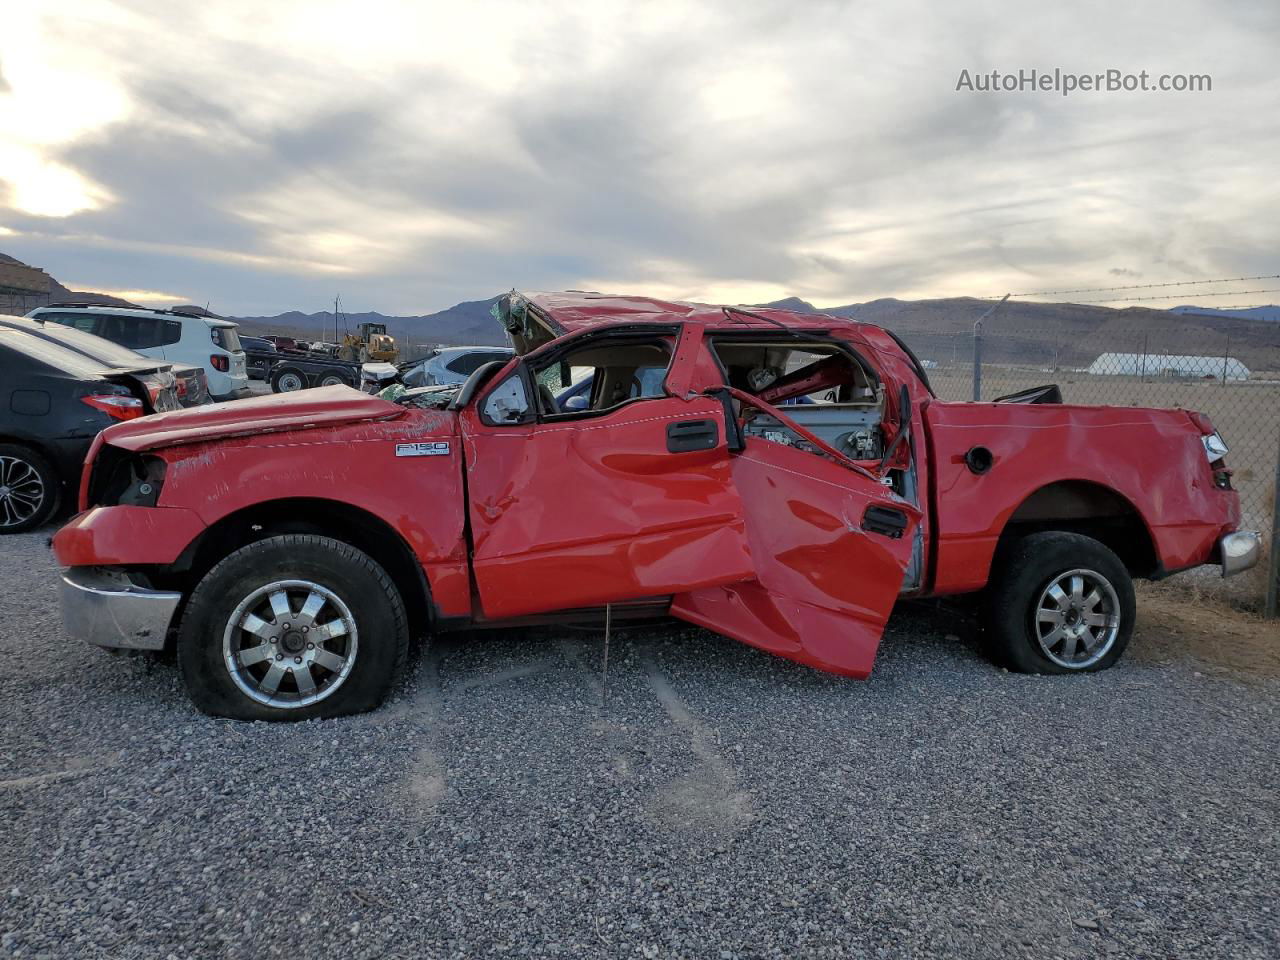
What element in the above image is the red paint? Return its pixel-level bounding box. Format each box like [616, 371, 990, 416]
[54, 506, 208, 566]
[98, 384, 402, 452]
[53, 291, 1244, 680]
[460, 394, 756, 618]
[923, 401, 1237, 593]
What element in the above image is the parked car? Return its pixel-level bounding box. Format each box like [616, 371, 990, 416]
[0, 320, 176, 533]
[27, 304, 250, 401]
[52, 291, 1258, 720]
[239, 336, 278, 380]
[400, 346, 515, 388]
[0, 314, 202, 408]
[169, 364, 211, 407]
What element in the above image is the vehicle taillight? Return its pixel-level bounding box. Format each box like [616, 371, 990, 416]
[82, 395, 145, 421]
[210, 354, 229, 372]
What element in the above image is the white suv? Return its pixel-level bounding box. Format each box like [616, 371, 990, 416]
[27, 305, 250, 400]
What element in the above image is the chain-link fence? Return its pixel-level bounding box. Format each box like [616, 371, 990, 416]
[893, 304, 1280, 612]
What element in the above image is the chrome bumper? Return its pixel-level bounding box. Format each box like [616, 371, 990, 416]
[1219, 531, 1261, 578]
[59, 567, 181, 651]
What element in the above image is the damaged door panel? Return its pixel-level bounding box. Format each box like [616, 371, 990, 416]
[671, 396, 920, 677]
[460, 392, 755, 619]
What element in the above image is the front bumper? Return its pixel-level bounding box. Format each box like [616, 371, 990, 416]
[59, 567, 181, 651]
[1218, 531, 1261, 578]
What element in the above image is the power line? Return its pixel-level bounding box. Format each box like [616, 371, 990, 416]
[1000, 273, 1280, 298]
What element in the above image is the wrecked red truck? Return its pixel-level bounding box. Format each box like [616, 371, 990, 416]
[53, 291, 1259, 720]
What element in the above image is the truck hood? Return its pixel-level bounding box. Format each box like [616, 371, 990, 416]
[100, 385, 405, 452]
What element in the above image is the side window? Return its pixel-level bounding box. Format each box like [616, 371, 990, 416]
[481, 373, 531, 424]
[529, 337, 673, 418]
[446, 351, 508, 376]
[161, 320, 182, 346]
[42, 312, 102, 335]
[710, 338, 884, 461]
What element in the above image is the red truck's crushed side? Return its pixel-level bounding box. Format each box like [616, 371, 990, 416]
[51, 291, 1255, 719]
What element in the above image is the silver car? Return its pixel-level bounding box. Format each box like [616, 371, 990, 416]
[401, 345, 514, 388]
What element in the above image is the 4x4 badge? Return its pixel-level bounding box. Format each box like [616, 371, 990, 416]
[395, 441, 451, 457]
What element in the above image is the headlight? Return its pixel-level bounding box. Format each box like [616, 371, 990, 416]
[1202, 432, 1229, 462]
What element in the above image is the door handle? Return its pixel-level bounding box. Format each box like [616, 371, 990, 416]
[862, 505, 909, 539]
[666, 418, 719, 453]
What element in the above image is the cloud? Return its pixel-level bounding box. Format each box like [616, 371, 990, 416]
[2, 0, 1279, 315]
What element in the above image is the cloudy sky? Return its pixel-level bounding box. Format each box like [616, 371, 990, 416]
[1, 0, 1278, 316]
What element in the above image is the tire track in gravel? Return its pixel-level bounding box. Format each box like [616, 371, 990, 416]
[378, 644, 450, 815]
[642, 656, 754, 836]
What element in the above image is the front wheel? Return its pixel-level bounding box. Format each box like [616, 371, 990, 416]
[177, 535, 409, 720]
[982, 531, 1135, 674]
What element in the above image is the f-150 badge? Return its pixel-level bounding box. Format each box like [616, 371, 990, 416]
[395, 441, 451, 457]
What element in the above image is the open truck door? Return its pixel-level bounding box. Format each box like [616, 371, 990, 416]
[670, 390, 920, 677]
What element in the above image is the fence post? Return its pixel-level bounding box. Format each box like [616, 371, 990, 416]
[1266, 429, 1280, 619]
[972, 325, 983, 401]
[970, 294, 1008, 402]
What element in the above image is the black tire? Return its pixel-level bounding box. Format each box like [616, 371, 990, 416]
[982, 531, 1135, 674]
[271, 367, 307, 393]
[0, 443, 60, 534]
[177, 535, 409, 721]
[317, 373, 348, 387]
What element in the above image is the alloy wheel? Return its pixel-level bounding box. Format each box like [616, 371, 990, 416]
[222, 579, 359, 708]
[0, 455, 46, 529]
[1033, 568, 1121, 668]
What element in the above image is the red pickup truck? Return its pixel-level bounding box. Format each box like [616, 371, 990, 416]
[53, 291, 1259, 720]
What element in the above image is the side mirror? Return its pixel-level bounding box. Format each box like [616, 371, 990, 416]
[563, 395, 589, 412]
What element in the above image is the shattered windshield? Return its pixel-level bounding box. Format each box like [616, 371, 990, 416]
[380, 382, 460, 409]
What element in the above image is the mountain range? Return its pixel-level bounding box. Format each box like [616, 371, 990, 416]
[4, 251, 1277, 372]
[230, 293, 1279, 372]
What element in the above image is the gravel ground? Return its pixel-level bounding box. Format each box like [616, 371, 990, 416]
[1, 528, 1277, 959]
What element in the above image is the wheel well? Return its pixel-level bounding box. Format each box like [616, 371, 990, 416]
[166, 498, 434, 639]
[997, 480, 1158, 577]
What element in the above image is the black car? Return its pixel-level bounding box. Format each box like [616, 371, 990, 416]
[0, 324, 176, 533]
[239, 335, 278, 380]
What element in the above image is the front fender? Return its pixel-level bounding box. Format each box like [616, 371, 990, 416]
[53, 506, 208, 567]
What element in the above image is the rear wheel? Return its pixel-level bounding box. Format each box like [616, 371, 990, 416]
[0, 444, 59, 534]
[177, 535, 409, 720]
[272, 368, 307, 393]
[318, 373, 348, 387]
[982, 531, 1135, 674]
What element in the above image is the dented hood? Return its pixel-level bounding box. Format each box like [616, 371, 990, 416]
[100, 385, 406, 452]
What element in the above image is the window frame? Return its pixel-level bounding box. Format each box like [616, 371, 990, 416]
[474, 325, 682, 428]
[528, 327, 680, 424]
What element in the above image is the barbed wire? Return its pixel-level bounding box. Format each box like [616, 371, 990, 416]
[1059, 288, 1280, 305]
[994, 273, 1280, 298]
